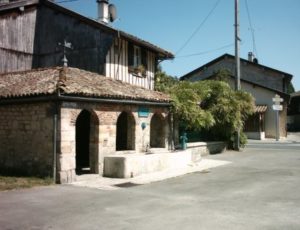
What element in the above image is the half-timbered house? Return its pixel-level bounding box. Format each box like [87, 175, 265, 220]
[0, 0, 175, 183]
[0, 0, 173, 89]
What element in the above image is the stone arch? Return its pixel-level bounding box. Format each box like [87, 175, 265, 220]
[150, 113, 166, 148]
[75, 109, 99, 174]
[116, 111, 136, 151]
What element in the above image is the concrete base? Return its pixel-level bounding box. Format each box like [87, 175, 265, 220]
[187, 141, 227, 156]
[245, 131, 265, 140]
[103, 149, 199, 178]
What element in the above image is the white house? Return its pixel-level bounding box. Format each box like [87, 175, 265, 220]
[180, 53, 292, 140]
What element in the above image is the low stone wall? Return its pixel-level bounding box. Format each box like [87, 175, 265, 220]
[187, 141, 227, 156]
[245, 131, 265, 140]
[103, 142, 226, 179]
[103, 149, 199, 178]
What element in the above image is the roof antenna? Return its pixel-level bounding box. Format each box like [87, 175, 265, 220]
[58, 39, 73, 67]
[96, 0, 117, 24]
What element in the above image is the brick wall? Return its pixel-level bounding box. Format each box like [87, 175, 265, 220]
[0, 102, 54, 177]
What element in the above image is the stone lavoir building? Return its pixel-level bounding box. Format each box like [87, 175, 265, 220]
[0, 0, 175, 183]
[0, 67, 172, 183]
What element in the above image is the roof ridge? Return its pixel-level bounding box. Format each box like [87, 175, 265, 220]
[0, 66, 62, 76]
[57, 67, 67, 93]
[0, 66, 170, 102]
[181, 53, 292, 80]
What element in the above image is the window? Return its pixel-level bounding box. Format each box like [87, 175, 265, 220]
[128, 43, 147, 76]
[133, 45, 141, 67]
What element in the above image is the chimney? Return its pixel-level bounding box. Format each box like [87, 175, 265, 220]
[97, 0, 109, 24]
[248, 52, 254, 62]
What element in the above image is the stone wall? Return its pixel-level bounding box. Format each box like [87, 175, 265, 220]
[187, 142, 227, 157]
[0, 102, 54, 177]
[0, 100, 170, 183]
[58, 101, 170, 183]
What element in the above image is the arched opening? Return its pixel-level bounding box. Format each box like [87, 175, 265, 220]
[75, 109, 99, 174]
[150, 113, 166, 148]
[116, 111, 136, 151]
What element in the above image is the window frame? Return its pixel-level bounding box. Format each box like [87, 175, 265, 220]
[128, 43, 147, 77]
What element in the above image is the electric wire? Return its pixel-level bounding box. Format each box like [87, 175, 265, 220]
[175, 0, 222, 56]
[56, 0, 80, 4]
[56, 0, 228, 60]
[245, 0, 258, 59]
[176, 43, 234, 58]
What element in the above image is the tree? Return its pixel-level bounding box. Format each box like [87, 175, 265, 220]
[154, 65, 178, 92]
[211, 68, 231, 82]
[168, 80, 255, 148]
[287, 82, 295, 94]
[154, 67, 255, 148]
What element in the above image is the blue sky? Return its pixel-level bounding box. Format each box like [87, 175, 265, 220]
[58, 0, 300, 91]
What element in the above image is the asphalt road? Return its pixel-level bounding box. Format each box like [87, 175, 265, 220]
[1, 140, 300, 230]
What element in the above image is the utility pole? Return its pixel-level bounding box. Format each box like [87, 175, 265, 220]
[235, 0, 241, 150]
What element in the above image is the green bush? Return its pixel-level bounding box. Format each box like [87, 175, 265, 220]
[169, 80, 255, 149]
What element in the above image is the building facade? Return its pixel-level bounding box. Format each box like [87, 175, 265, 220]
[287, 91, 300, 131]
[0, 0, 174, 183]
[181, 54, 292, 139]
[0, 0, 173, 90]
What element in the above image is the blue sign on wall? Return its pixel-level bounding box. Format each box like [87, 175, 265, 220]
[138, 107, 149, 117]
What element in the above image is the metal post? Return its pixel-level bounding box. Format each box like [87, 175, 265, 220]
[272, 94, 283, 141]
[53, 112, 57, 183]
[235, 0, 241, 91]
[170, 112, 175, 151]
[235, 0, 241, 150]
[276, 110, 279, 141]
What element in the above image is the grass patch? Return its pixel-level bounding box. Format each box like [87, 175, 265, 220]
[0, 176, 53, 191]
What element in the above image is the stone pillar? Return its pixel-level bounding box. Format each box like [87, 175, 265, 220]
[58, 106, 79, 183]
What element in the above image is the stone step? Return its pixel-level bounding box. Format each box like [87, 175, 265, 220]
[147, 148, 170, 154]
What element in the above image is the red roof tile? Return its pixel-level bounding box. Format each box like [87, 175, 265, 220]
[0, 67, 170, 102]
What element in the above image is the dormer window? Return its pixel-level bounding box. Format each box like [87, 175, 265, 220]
[128, 43, 147, 76]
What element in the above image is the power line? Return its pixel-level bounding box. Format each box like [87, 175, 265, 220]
[245, 0, 258, 58]
[175, 0, 222, 56]
[55, 0, 80, 4]
[176, 43, 234, 58]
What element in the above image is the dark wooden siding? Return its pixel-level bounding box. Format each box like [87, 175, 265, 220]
[33, 5, 114, 74]
[0, 6, 37, 72]
[0, 4, 114, 75]
[0, 3, 158, 89]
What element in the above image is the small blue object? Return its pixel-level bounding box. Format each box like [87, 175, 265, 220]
[180, 132, 188, 150]
[141, 122, 146, 130]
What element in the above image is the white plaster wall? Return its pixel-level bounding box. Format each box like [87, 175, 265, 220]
[227, 78, 286, 138]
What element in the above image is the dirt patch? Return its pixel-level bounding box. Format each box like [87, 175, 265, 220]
[0, 176, 53, 191]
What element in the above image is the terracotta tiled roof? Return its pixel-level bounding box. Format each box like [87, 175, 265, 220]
[0, 67, 170, 103]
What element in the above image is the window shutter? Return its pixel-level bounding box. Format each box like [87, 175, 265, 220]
[141, 49, 147, 69]
[128, 43, 133, 67]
